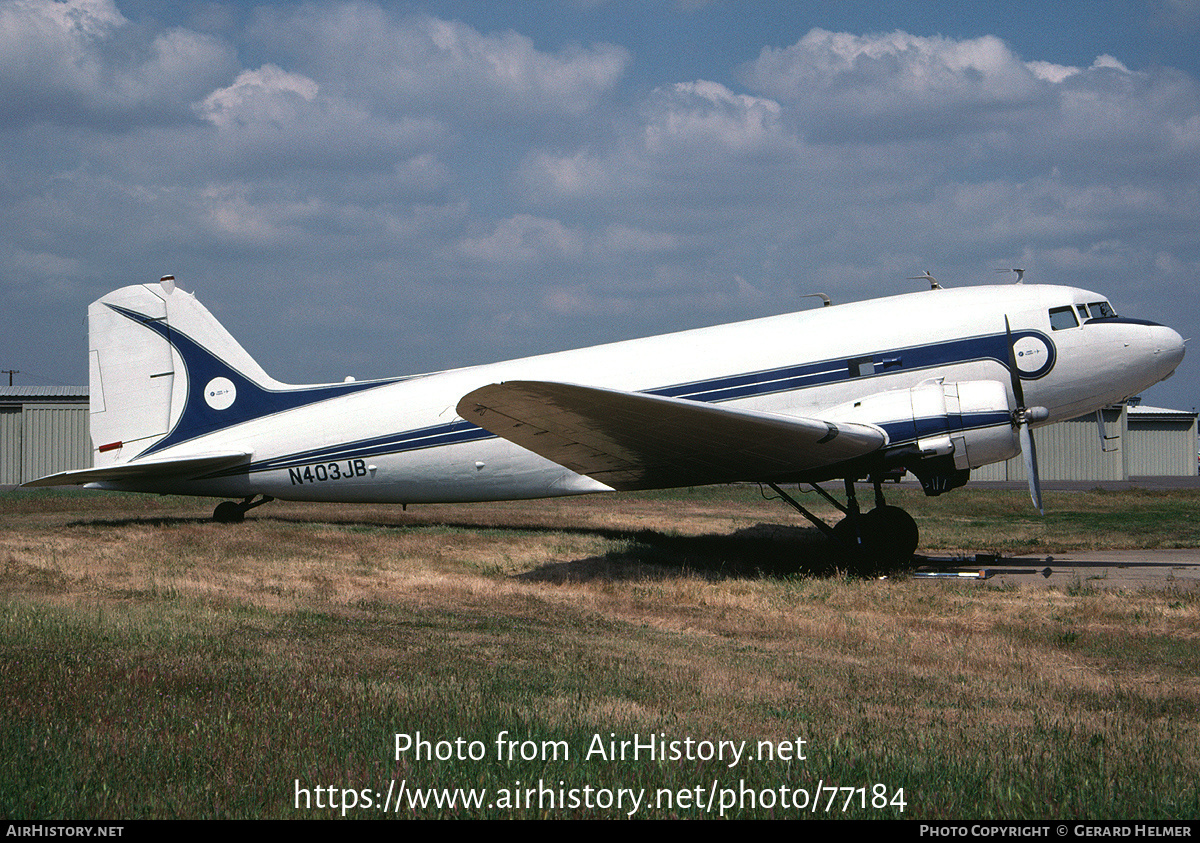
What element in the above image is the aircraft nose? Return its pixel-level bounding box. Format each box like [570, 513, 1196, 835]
[1149, 323, 1186, 379]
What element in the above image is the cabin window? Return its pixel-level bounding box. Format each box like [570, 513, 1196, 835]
[1049, 306, 1079, 330]
[1088, 301, 1117, 318]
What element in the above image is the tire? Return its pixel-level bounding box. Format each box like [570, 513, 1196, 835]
[213, 501, 245, 524]
[859, 506, 919, 570]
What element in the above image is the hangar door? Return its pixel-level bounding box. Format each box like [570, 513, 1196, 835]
[0, 403, 90, 486]
[0, 406, 19, 485]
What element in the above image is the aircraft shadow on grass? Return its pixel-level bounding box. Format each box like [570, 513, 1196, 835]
[67, 512, 856, 580]
[64, 512, 1195, 583]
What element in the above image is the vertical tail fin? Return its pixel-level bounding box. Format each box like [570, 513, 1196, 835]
[88, 279, 285, 466]
[87, 278, 395, 469]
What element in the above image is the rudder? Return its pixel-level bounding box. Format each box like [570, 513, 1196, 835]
[88, 278, 284, 466]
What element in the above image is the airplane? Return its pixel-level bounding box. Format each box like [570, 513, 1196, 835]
[24, 274, 1185, 572]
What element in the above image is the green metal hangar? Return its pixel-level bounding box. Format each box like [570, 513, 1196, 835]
[970, 401, 1198, 482]
[1, 387, 90, 488]
[1, 388, 1197, 488]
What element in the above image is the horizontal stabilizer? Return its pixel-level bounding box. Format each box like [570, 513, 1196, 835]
[22, 452, 251, 488]
[457, 381, 885, 490]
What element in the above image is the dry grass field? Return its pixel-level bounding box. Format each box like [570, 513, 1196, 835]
[2, 485, 1198, 819]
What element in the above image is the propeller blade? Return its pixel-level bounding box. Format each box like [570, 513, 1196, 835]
[1007, 315, 1044, 514]
[1004, 315, 1026, 408]
[1019, 414, 1044, 515]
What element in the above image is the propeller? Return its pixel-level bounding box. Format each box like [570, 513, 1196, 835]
[1005, 317, 1050, 514]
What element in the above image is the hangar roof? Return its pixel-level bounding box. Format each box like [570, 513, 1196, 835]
[0, 386, 88, 402]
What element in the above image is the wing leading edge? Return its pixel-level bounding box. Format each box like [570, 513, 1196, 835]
[457, 381, 886, 491]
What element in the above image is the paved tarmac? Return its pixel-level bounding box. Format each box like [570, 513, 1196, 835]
[913, 548, 1200, 590]
[906, 476, 1200, 589]
[910, 476, 1200, 492]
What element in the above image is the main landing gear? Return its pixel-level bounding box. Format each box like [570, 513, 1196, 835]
[212, 495, 274, 523]
[767, 477, 919, 575]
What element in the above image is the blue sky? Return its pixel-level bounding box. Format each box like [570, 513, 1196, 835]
[3, 0, 1198, 415]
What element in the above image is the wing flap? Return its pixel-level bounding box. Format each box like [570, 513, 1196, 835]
[457, 381, 885, 490]
[21, 452, 251, 488]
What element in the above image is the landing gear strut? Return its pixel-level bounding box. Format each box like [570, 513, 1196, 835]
[767, 477, 918, 574]
[212, 495, 274, 523]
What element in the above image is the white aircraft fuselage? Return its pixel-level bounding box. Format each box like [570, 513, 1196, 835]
[37, 279, 1180, 521]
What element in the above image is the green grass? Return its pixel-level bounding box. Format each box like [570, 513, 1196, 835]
[4, 590, 1195, 821]
[1, 486, 1199, 818]
[887, 486, 1200, 551]
[5, 592, 1196, 819]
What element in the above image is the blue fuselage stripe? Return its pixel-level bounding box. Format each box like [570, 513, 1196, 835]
[202, 331, 1021, 478]
[242, 425, 493, 474]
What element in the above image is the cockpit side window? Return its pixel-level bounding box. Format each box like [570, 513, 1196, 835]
[1049, 306, 1079, 330]
[1088, 301, 1117, 319]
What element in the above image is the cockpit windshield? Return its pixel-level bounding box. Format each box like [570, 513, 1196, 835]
[1051, 300, 1119, 329]
[1049, 306, 1078, 330]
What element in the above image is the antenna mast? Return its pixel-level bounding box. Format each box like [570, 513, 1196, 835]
[908, 271, 941, 290]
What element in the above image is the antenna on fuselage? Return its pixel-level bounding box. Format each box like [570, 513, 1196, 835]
[996, 267, 1026, 283]
[908, 270, 940, 290]
[800, 293, 832, 307]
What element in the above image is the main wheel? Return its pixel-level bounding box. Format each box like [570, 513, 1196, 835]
[213, 501, 245, 523]
[831, 516, 873, 575]
[859, 505, 919, 570]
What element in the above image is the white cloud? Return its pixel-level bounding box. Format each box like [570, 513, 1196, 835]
[644, 81, 785, 154]
[1092, 54, 1131, 73]
[0, 0, 235, 125]
[728, 28, 1200, 187]
[741, 29, 1044, 137]
[458, 214, 585, 264]
[457, 216, 677, 270]
[186, 62, 450, 187]
[199, 183, 293, 245]
[249, 5, 629, 121]
[1026, 61, 1079, 84]
[197, 65, 319, 129]
[519, 148, 613, 201]
[422, 17, 625, 114]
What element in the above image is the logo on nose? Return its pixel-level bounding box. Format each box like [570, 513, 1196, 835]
[1012, 334, 1055, 379]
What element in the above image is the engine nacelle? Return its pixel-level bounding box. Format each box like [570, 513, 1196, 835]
[827, 379, 1019, 471]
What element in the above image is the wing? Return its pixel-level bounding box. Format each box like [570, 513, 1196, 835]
[21, 451, 251, 488]
[457, 381, 885, 491]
